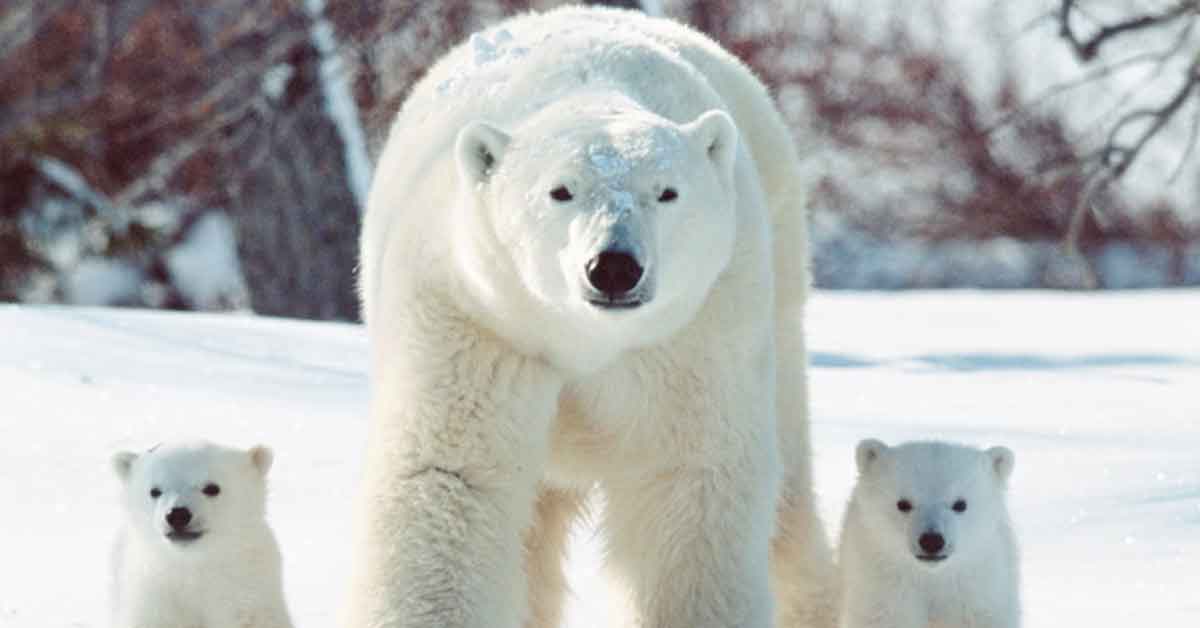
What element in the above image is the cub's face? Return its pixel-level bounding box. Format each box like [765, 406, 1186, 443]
[454, 107, 739, 351]
[853, 439, 1014, 567]
[112, 442, 272, 548]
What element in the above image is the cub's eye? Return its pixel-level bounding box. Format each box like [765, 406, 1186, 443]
[549, 185, 573, 202]
[657, 187, 678, 203]
[952, 499, 967, 513]
[149, 488, 162, 499]
[896, 499, 913, 513]
[203, 483, 221, 497]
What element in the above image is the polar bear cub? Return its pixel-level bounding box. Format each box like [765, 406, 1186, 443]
[838, 439, 1020, 628]
[109, 440, 293, 628]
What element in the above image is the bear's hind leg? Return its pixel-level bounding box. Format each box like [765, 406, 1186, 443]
[771, 291, 838, 628]
[523, 487, 587, 628]
[770, 489, 838, 628]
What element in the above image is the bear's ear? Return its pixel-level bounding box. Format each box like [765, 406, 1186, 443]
[456, 120, 511, 186]
[683, 109, 738, 179]
[111, 451, 137, 482]
[249, 445, 274, 476]
[855, 438, 888, 474]
[987, 446, 1015, 484]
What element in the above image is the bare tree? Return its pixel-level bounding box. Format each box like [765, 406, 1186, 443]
[5, 0, 1197, 307]
[1053, 1, 1200, 253]
[0, 0, 544, 319]
[1, 0, 358, 316]
[664, 0, 1199, 288]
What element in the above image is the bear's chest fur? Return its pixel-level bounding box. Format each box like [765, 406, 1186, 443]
[543, 336, 761, 488]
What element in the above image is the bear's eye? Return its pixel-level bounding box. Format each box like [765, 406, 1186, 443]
[896, 499, 912, 513]
[657, 187, 678, 203]
[952, 499, 967, 513]
[203, 483, 221, 497]
[549, 185, 573, 202]
[149, 487, 162, 499]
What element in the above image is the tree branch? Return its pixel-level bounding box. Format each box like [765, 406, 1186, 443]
[1060, 56, 1200, 256]
[1168, 96, 1200, 183]
[1059, 0, 1199, 61]
[1099, 57, 1200, 177]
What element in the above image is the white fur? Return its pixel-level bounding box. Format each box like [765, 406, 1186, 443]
[348, 6, 832, 628]
[838, 440, 1020, 628]
[109, 441, 293, 628]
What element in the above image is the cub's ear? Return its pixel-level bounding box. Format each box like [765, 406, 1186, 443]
[683, 109, 738, 179]
[111, 451, 137, 482]
[855, 438, 889, 475]
[249, 445, 274, 476]
[455, 120, 511, 186]
[987, 446, 1015, 484]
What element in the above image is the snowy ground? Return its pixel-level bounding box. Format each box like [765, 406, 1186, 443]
[1, 291, 1197, 628]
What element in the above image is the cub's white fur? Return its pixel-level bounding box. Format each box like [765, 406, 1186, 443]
[348, 6, 832, 628]
[838, 439, 1020, 628]
[109, 441, 293, 628]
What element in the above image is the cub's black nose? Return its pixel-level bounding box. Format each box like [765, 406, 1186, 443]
[918, 532, 945, 555]
[586, 250, 643, 297]
[166, 507, 192, 530]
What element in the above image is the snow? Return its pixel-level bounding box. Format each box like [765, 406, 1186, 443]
[809, 211, 1198, 289]
[34, 157, 121, 228]
[24, 197, 88, 270]
[587, 143, 636, 178]
[438, 27, 530, 96]
[261, 63, 295, 102]
[303, 0, 373, 214]
[163, 211, 250, 311]
[1093, 243, 1176, 290]
[2, 291, 1198, 628]
[62, 258, 144, 306]
[1187, 244, 1200, 283]
[470, 28, 517, 65]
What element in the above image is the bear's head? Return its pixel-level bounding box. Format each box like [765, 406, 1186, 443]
[853, 439, 1014, 568]
[112, 441, 273, 550]
[452, 103, 739, 365]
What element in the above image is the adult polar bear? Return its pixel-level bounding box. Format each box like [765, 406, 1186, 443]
[349, 6, 831, 628]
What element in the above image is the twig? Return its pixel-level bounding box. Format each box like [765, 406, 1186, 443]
[984, 50, 1165, 135]
[1100, 58, 1200, 177]
[1168, 97, 1200, 183]
[113, 96, 269, 207]
[1065, 166, 1108, 252]
[1049, 1, 1200, 258]
[1060, 57, 1200, 260]
[1059, 0, 1200, 62]
[115, 28, 307, 144]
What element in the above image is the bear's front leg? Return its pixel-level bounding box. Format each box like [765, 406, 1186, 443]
[838, 571, 926, 628]
[343, 320, 564, 628]
[600, 357, 781, 628]
[207, 601, 294, 628]
[840, 593, 926, 628]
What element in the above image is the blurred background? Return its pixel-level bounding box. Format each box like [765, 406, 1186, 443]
[2, 0, 1197, 322]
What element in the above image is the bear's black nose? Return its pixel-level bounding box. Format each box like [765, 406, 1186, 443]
[586, 250, 643, 298]
[918, 532, 945, 555]
[166, 507, 192, 530]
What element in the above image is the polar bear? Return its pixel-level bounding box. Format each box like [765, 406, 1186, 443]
[109, 441, 293, 628]
[837, 439, 1020, 628]
[348, 6, 831, 628]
